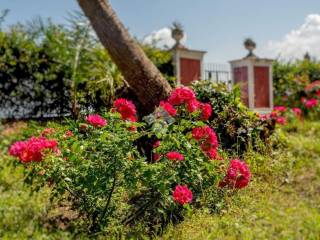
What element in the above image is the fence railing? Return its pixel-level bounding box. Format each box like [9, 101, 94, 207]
[204, 63, 232, 88]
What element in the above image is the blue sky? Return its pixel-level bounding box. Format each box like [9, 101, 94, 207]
[2, 0, 320, 62]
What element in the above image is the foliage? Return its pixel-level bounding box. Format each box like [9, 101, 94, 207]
[0, 121, 76, 239]
[0, 14, 176, 119]
[273, 59, 320, 119]
[192, 80, 274, 155]
[0, 24, 72, 118]
[5, 87, 254, 236]
[160, 121, 320, 240]
[0, 16, 124, 119]
[142, 44, 176, 87]
[1, 119, 320, 239]
[0, 16, 127, 118]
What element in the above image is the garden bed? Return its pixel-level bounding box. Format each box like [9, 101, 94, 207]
[1, 120, 319, 239]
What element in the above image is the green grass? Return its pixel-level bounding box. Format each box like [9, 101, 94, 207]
[0, 122, 75, 239]
[160, 121, 320, 240]
[1, 121, 320, 239]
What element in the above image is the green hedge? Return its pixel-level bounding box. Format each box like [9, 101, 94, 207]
[0, 17, 175, 119]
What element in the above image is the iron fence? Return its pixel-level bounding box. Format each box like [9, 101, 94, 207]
[204, 63, 232, 88]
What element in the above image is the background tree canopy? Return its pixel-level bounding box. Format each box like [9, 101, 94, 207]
[0, 14, 174, 119]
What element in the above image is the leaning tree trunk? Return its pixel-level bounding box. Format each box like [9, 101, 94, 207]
[77, 0, 172, 113]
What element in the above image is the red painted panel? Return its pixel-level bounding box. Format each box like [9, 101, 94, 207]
[180, 58, 201, 85]
[254, 66, 270, 108]
[233, 67, 249, 106]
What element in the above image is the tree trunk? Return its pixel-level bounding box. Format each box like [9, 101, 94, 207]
[77, 0, 172, 113]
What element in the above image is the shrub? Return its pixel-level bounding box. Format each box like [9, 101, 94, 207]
[192, 80, 274, 154]
[7, 87, 252, 236]
[142, 44, 176, 87]
[272, 59, 320, 119]
[0, 18, 124, 119]
[0, 15, 176, 119]
[260, 103, 319, 126]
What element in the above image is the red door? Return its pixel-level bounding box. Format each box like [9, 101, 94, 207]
[233, 67, 249, 106]
[254, 66, 270, 108]
[180, 58, 201, 85]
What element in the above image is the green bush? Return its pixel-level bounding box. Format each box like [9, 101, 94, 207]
[142, 44, 176, 87]
[0, 18, 124, 118]
[6, 87, 255, 236]
[192, 80, 274, 154]
[0, 15, 176, 119]
[273, 59, 320, 120]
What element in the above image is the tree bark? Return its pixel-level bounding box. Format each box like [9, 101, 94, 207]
[77, 0, 172, 113]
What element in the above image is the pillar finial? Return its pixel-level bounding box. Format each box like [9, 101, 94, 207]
[171, 21, 186, 49]
[244, 38, 256, 58]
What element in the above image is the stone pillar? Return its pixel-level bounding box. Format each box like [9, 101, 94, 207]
[229, 40, 274, 113]
[170, 22, 206, 86]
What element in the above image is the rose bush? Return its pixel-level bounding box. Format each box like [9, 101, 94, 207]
[273, 59, 320, 119]
[7, 86, 252, 235]
[259, 101, 319, 126]
[192, 80, 274, 154]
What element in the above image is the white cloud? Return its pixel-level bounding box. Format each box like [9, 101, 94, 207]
[143, 27, 187, 49]
[263, 14, 320, 60]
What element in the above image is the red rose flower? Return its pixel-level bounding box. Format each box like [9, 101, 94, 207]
[153, 153, 161, 161]
[160, 101, 177, 116]
[292, 108, 302, 116]
[192, 126, 219, 160]
[153, 140, 161, 149]
[205, 147, 219, 160]
[270, 111, 278, 118]
[166, 151, 184, 161]
[305, 98, 318, 108]
[192, 126, 218, 150]
[126, 115, 137, 122]
[274, 106, 287, 112]
[8, 141, 27, 157]
[168, 87, 196, 106]
[276, 116, 286, 125]
[114, 98, 137, 121]
[18, 137, 58, 163]
[64, 130, 74, 138]
[173, 185, 193, 205]
[219, 159, 251, 189]
[191, 126, 207, 140]
[259, 113, 270, 120]
[86, 114, 107, 128]
[41, 128, 55, 136]
[186, 99, 200, 113]
[200, 103, 212, 120]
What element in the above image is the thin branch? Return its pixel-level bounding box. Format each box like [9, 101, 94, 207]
[101, 172, 117, 221]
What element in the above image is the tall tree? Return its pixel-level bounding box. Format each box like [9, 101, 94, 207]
[77, 0, 172, 113]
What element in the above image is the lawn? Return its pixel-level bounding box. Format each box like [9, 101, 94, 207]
[1, 120, 320, 239]
[161, 121, 320, 240]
